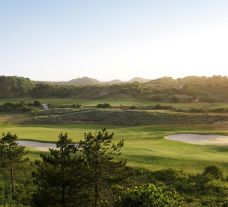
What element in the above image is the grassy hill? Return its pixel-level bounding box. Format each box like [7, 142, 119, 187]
[1, 75, 228, 102]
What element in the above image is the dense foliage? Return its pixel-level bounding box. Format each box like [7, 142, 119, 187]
[0, 133, 32, 206]
[1, 75, 228, 102]
[0, 76, 34, 98]
[33, 133, 87, 207]
[114, 184, 183, 207]
[0, 129, 227, 207]
[34, 108, 228, 125]
[0, 101, 42, 113]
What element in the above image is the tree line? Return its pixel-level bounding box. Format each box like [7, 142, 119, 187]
[1, 75, 228, 102]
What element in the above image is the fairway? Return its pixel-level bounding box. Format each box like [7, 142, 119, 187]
[1, 97, 228, 110]
[1, 123, 228, 173]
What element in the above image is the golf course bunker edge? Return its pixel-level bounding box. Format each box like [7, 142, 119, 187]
[165, 134, 228, 145]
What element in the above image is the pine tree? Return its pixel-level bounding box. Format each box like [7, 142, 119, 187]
[80, 128, 125, 207]
[33, 133, 87, 207]
[0, 132, 28, 204]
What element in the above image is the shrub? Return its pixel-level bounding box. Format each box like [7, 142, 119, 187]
[97, 103, 111, 108]
[114, 184, 183, 207]
[152, 168, 187, 183]
[72, 104, 81, 108]
[203, 165, 224, 180]
[33, 100, 42, 107]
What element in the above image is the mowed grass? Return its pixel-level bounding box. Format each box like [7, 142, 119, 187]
[0, 123, 228, 174]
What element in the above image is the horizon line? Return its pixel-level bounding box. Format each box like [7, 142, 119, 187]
[1, 74, 228, 82]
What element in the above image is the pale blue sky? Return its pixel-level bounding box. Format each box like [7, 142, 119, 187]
[0, 0, 228, 81]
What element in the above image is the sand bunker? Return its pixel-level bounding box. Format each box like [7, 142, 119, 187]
[165, 134, 228, 145]
[16, 140, 55, 151]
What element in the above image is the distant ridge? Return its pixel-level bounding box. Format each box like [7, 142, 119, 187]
[129, 77, 150, 83]
[1, 75, 228, 102]
[68, 77, 100, 86]
[46, 77, 150, 86]
[105, 79, 124, 85]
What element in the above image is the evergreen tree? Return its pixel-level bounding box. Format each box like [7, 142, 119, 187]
[0, 132, 29, 205]
[80, 128, 125, 207]
[33, 133, 87, 207]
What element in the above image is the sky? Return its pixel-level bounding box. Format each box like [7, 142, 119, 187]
[0, 0, 228, 81]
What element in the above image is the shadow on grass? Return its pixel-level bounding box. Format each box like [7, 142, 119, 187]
[207, 145, 228, 152]
[124, 154, 228, 172]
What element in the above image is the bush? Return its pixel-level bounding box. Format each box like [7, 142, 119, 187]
[203, 165, 224, 180]
[72, 104, 81, 109]
[114, 184, 183, 207]
[152, 168, 187, 183]
[97, 103, 111, 108]
[33, 100, 42, 107]
[0, 102, 31, 112]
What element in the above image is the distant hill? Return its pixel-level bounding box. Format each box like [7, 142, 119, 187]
[45, 76, 150, 86]
[68, 78, 125, 86]
[129, 77, 151, 83]
[105, 79, 124, 85]
[68, 77, 100, 86]
[1, 75, 228, 102]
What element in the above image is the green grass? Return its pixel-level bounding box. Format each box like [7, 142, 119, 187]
[0, 123, 228, 174]
[1, 97, 228, 110]
[0, 97, 149, 106]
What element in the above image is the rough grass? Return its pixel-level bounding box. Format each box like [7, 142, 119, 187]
[34, 109, 228, 126]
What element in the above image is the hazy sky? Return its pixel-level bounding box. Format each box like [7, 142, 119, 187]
[1, 0, 228, 81]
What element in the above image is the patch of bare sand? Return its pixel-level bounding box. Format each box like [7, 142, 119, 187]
[165, 134, 228, 145]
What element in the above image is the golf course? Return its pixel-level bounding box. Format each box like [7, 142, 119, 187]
[1, 76, 228, 206]
[1, 97, 227, 174]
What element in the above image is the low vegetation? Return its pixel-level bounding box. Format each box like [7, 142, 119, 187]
[34, 108, 228, 126]
[0, 130, 227, 207]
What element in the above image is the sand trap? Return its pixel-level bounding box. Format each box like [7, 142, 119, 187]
[165, 134, 228, 145]
[16, 140, 55, 151]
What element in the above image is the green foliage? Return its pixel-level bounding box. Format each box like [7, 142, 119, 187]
[80, 128, 125, 206]
[32, 101, 42, 107]
[152, 168, 187, 184]
[33, 133, 87, 207]
[96, 103, 111, 108]
[34, 108, 228, 126]
[150, 167, 228, 206]
[0, 76, 33, 98]
[114, 184, 183, 207]
[0, 132, 31, 206]
[2, 75, 228, 103]
[0, 129, 228, 206]
[0, 102, 31, 112]
[203, 165, 224, 180]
